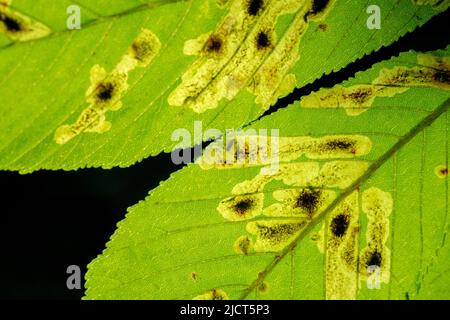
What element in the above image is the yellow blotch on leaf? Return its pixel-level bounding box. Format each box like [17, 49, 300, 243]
[193, 288, 229, 300]
[325, 192, 360, 300]
[263, 188, 336, 218]
[168, 0, 337, 113]
[435, 164, 448, 178]
[233, 235, 253, 255]
[199, 134, 372, 170]
[359, 187, 392, 284]
[302, 54, 450, 115]
[54, 29, 160, 144]
[217, 193, 264, 221]
[0, 2, 51, 41]
[246, 220, 306, 252]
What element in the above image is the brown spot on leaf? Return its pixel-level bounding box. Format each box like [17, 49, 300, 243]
[0, 12, 21, 32]
[217, 193, 264, 221]
[234, 198, 253, 215]
[306, 0, 334, 20]
[257, 281, 270, 294]
[433, 70, 450, 85]
[234, 235, 253, 255]
[318, 23, 328, 31]
[311, 0, 330, 14]
[246, 0, 264, 16]
[330, 214, 350, 238]
[203, 33, 224, 55]
[256, 31, 271, 50]
[294, 188, 322, 215]
[366, 250, 382, 268]
[96, 82, 115, 102]
[435, 165, 448, 178]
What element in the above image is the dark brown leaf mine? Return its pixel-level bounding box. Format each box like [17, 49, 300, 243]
[366, 250, 382, 268]
[257, 222, 304, 242]
[387, 69, 414, 85]
[311, 0, 331, 14]
[96, 82, 115, 102]
[324, 139, 355, 152]
[203, 33, 224, 56]
[246, 0, 264, 16]
[330, 214, 350, 238]
[0, 12, 22, 32]
[234, 236, 252, 255]
[256, 31, 271, 50]
[306, 0, 331, 20]
[385, 67, 450, 89]
[295, 188, 322, 215]
[346, 88, 374, 105]
[131, 40, 152, 63]
[433, 70, 450, 85]
[234, 198, 254, 216]
[211, 289, 226, 300]
[318, 23, 328, 31]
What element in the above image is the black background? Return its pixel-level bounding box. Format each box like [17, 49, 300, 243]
[1, 10, 449, 300]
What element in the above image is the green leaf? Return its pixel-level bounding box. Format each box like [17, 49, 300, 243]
[85, 46, 450, 299]
[0, 0, 447, 172]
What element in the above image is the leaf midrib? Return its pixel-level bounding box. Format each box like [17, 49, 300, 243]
[239, 97, 450, 299]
